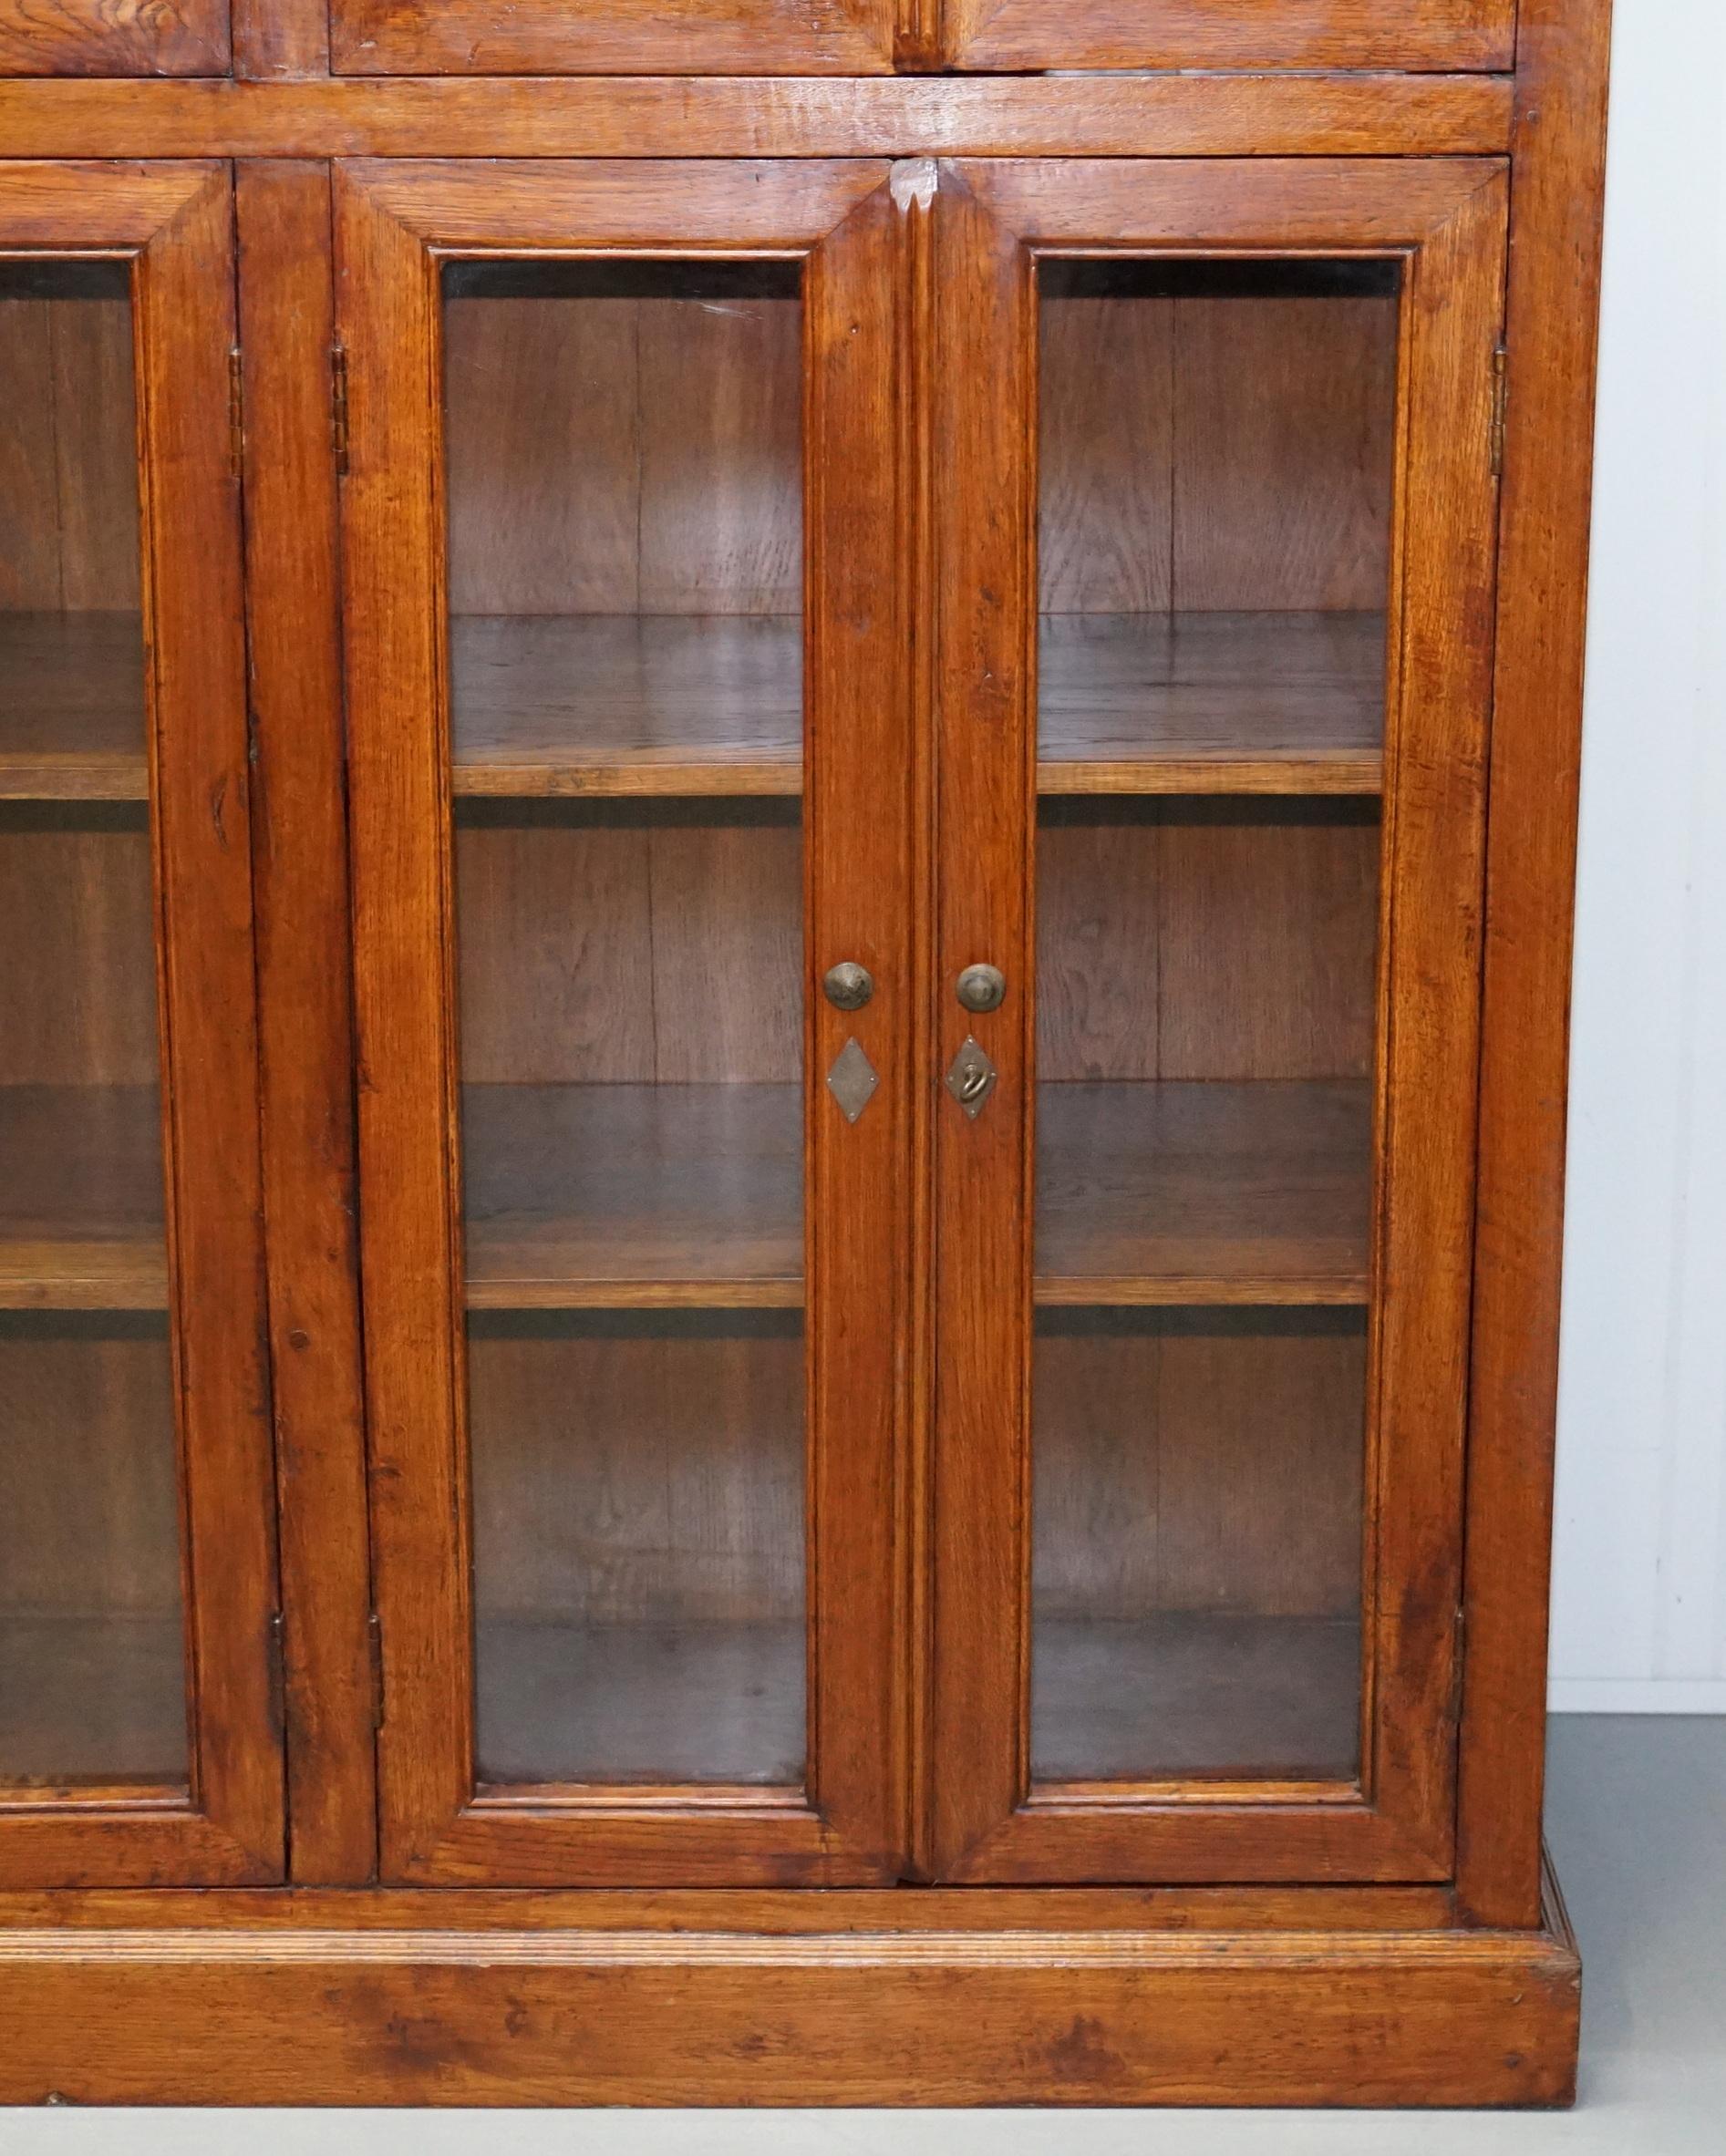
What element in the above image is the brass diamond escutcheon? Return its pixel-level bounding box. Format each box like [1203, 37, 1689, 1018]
[826, 1037, 879, 1124]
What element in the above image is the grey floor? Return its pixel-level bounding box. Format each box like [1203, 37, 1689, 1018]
[3, 1714, 1721, 2152]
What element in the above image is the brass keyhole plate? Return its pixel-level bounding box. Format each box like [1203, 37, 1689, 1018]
[945, 1036, 998, 1120]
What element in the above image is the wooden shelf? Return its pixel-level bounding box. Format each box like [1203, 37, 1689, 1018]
[1039, 611, 1385, 796]
[0, 1078, 1365, 1314]
[0, 1086, 166, 1309]
[475, 1617, 804, 1789]
[0, 1610, 187, 1790]
[1032, 1613, 1361, 1782]
[460, 1078, 1368, 1312]
[481, 1609, 1364, 1790]
[463, 1082, 804, 1310]
[451, 615, 802, 799]
[0, 613, 147, 802]
[448, 611, 1382, 800]
[1036, 1080, 1372, 1305]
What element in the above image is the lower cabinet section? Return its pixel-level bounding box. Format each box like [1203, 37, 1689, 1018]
[0, 1876, 1580, 2107]
[0, 0, 1613, 2088]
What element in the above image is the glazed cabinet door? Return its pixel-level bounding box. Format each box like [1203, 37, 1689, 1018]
[339, 160, 914, 1886]
[928, 159, 1507, 1883]
[0, 164, 281, 1886]
[940, 0, 1514, 72]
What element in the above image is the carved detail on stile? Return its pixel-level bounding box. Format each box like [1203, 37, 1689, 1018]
[891, 159, 938, 214]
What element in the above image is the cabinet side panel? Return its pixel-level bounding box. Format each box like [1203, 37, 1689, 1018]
[1460, 0, 1616, 1929]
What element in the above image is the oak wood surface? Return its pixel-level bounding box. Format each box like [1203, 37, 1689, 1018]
[235, 160, 378, 1888]
[448, 1078, 1374, 1310]
[945, 0, 1514, 74]
[1033, 1308, 1367, 1686]
[446, 610, 1386, 798]
[0, 161, 282, 1892]
[340, 157, 910, 1886]
[332, 0, 895, 78]
[0, 1878, 1462, 1930]
[0, 76, 1518, 162]
[0, 0, 228, 77]
[0, 615, 145, 799]
[1457, 0, 1617, 1932]
[0, 1895, 1581, 2107]
[1036, 1081, 1370, 1305]
[452, 617, 803, 798]
[930, 155, 1508, 1888]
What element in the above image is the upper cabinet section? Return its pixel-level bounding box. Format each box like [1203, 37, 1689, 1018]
[0, 0, 229, 76]
[325, 0, 1513, 77]
[1, 0, 1514, 78]
[941, 0, 1514, 71]
[332, 0, 899, 75]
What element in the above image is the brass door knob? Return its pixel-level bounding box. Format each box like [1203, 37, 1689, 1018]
[956, 964, 1007, 1015]
[823, 962, 875, 1012]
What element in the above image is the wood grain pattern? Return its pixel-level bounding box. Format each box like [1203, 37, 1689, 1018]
[0, 1879, 1462, 1932]
[1042, 614, 1383, 793]
[340, 159, 907, 1887]
[0, 1897, 1582, 2107]
[235, 160, 378, 1888]
[1038, 294, 1172, 616]
[445, 610, 1383, 798]
[0, 0, 228, 77]
[454, 810, 801, 1084]
[0, 280, 138, 615]
[444, 1078, 1377, 1311]
[331, 0, 895, 77]
[1034, 1310, 1368, 1621]
[1038, 799, 1380, 1084]
[1457, 0, 1617, 1934]
[445, 273, 801, 619]
[944, 0, 1513, 72]
[1037, 1081, 1370, 1305]
[0, 75, 1517, 162]
[461, 1084, 803, 1309]
[933, 156, 1509, 1889]
[1173, 296, 1396, 612]
[0, 615, 146, 799]
[451, 617, 802, 797]
[0, 1087, 163, 1308]
[0, 162, 282, 1892]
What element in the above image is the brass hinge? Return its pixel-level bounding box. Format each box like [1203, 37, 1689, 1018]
[331, 343, 350, 477]
[266, 1609, 287, 1737]
[1489, 344, 1509, 479]
[367, 1609, 385, 1730]
[228, 346, 244, 481]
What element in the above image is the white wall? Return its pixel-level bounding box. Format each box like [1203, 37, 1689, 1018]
[1549, 0, 1726, 1711]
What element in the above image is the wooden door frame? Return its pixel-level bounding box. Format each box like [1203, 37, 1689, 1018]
[927, 157, 1510, 1886]
[0, 161, 282, 1888]
[337, 156, 916, 1887]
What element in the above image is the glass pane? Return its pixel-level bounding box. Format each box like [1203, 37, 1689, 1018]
[443, 259, 808, 1789]
[0, 259, 186, 1788]
[1030, 258, 1397, 1784]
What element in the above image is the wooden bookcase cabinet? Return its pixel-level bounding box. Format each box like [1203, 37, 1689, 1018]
[0, 0, 1610, 2114]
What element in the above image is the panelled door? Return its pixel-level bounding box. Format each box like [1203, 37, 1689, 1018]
[927, 159, 1509, 1883]
[339, 160, 914, 1886]
[329, 0, 897, 79]
[940, 0, 1514, 72]
[0, 163, 282, 1886]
